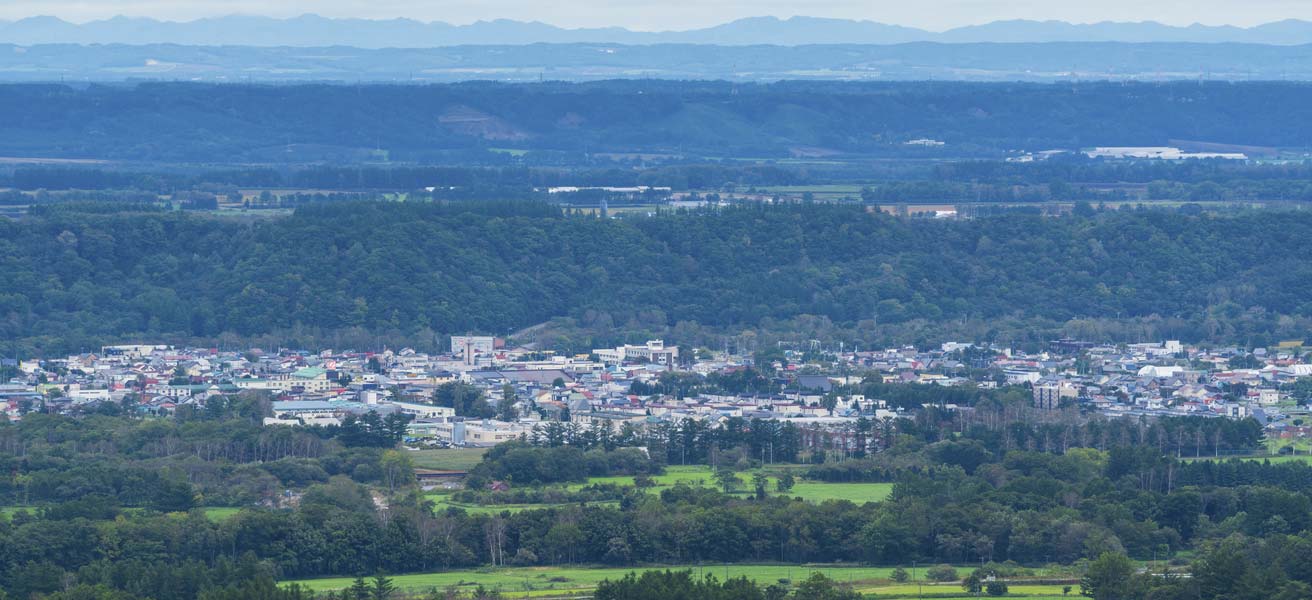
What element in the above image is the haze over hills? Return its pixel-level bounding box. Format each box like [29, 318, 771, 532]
[8, 14, 1312, 47]
[1, 81, 1308, 162]
[4, 42, 1312, 82]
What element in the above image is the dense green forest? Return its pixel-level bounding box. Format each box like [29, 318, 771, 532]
[4, 201, 1312, 354]
[0, 390, 1302, 600]
[4, 81, 1312, 161]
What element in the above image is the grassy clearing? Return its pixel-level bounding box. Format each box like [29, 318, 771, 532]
[1261, 455, 1312, 464]
[202, 507, 242, 521]
[1265, 438, 1312, 456]
[784, 482, 893, 503]
[0, 506, 26, 520]
[409, 448, 488, 471]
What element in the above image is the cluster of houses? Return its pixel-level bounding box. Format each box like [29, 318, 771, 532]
[1017, 340, 1307, 425]
[4, 336, 1311, 450]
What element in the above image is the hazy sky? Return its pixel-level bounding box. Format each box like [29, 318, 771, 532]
[2, 0, 1311, 30]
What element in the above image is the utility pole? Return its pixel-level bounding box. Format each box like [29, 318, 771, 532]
[915, 561, 922, 600]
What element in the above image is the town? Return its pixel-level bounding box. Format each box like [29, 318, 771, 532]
[6, 335, 1308, 456]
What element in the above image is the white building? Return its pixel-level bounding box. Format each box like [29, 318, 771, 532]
[413, 419, 533, 447]
[451, 336, 497, 362]
[593, 340, 679, 366]
[233, 367, 334, 393]
[1085, 147, 1246, 160]
[1138, 365, 1184, 379]
[386, 401, 456, 420]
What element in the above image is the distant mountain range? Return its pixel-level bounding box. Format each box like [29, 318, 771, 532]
[7, 15, 1312, 47]
[5, 42, 1312, 83]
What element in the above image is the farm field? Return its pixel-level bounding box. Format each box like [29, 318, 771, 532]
[409, 447, 489, 471]
[287, 565, 1075, 597]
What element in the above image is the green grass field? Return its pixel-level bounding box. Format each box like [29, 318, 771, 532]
[1266, 437, 1312, 456]
[784, 482, 893, 503]
[288, 565, 1075, 597]
[409, 448, 489, 471]
[202, 507, 242, 521]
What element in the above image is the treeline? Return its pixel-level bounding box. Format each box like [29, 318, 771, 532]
[0, 397, 416, 508]
[594, 570, 861, 600]
[465, 443, 662, 487]
[857, 179, 1312, 204]
[935, 411, 1266, 459]
[1, 164, 809, 193]
[628, 367, 783, 397]
[11, 201, 1312, 354]
[523, 417, 803, 467]
[22, 160, 1312, 205]
[0, 189, 163, 206]
[1177, 458, 1312, 493]
[936, 157, 1312, 184]
[804, 412, 1264, 482]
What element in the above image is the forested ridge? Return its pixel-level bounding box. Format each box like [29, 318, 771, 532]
[5, 202, 1312, 354]
[5, 81, 1312, 161]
